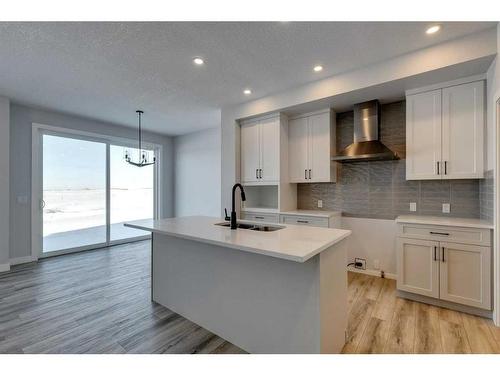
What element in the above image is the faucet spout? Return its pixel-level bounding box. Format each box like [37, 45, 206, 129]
[231, 183, 246, 229]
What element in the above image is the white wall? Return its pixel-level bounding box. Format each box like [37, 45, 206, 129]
[8, 103, 175, 262]
[0, 97, 10, 271]
[342, 217, 397, 275]
[174, 127, 221, 217]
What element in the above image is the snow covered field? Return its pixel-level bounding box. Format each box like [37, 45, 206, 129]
[43, 187, 153, 238]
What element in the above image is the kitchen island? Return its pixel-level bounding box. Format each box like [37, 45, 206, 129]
[125, 216, 351, 354]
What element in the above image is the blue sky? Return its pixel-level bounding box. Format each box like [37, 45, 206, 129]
[43, 135, 154, 190]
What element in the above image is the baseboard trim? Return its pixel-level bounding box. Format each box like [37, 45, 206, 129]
[347, 266, 397, 280]
[397, 290, 492, 319]
[0, 263, 11, 273]
[10, 255, 37, 266]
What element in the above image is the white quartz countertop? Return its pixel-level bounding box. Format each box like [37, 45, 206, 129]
[395, 215, 494, 229]
[125, 216, 351, 263]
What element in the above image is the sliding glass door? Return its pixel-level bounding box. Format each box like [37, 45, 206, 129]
[110, 144, 155, 241]
[37, 128, 159, 257]
[42, 135, 107, 253]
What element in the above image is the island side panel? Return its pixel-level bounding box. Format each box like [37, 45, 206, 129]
[319, 238, 348, 353]
[152, 233, 322, 353]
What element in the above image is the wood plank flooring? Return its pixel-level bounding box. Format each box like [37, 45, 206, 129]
[1, 241, 499, 354]
[343, 272, 500, 354]
[0, 241, 244, 354]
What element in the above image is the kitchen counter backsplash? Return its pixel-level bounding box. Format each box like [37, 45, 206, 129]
[297, 101, 482, 220]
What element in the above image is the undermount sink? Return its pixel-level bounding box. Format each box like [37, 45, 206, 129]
[215, 222, 284, 232]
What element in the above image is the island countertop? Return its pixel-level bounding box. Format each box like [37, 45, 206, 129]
[125, 216, 351, 263]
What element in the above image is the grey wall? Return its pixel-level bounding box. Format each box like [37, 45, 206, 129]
[298, 101, 481, 220]
[0, 97, 10, 268]
[174, 127, 221, 217]
[9, 103, 175, 260]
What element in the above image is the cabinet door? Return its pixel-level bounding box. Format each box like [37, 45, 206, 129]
[288, 117, 309, 183]
[259, 117, 280, 183]
[406, 90, 442, 180]
[439, 242, 491, 309]
[397, 238, 440, 298]
[240, 121, 260, 183]
[308, 112, 332, 182]
[441, 81, 484, 179]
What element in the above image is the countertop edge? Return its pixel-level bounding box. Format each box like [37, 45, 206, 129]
[124, 222, 351, 263]
[395, 216, 494, 229]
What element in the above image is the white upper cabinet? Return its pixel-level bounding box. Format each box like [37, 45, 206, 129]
[406, 89, 442, 180]
[240, 120, 261, 183]
[259, 116, 280, 183]
[288, 117, 309, 182]
[288, 110, 336, 183]
[406, 78, 485, 180]
[240, 115, 280, 184]
[441, 81, 484, 179]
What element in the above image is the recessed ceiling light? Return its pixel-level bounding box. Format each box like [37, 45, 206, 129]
[313, 65, 323, 72]
[243, 89, 252, 95]
[193, 57, 204, 65]
[426, 25, 441, 35]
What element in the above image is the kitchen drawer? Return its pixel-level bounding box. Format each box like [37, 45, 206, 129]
[280, 215, 329, 228]
[241, 212, 279, 223]
[398, 223, 491, 246]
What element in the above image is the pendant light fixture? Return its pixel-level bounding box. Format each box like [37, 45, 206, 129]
[124, 110, 156, 167]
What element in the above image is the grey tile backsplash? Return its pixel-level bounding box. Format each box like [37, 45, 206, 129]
[480, 169, 494, 221]
[297, 101, 484, 220]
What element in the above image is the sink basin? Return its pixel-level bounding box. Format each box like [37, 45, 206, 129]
[215, 222, 283, 232]
[215, 222, 256, 229]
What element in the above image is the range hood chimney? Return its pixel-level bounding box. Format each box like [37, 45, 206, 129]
[331, 100, 399, 162]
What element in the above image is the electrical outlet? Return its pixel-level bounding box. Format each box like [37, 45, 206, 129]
[373, 259, 380, 270]
[409, 202, 417, 212]
[317, 199, 323, 208]
[442, 203, 450, 214]
[355, 258, 366, 270]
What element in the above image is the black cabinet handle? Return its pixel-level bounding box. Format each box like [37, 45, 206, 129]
[297, 220, 309, 224]
[308, 169, 312, 179]
[444, 161, 447, 175]
[305, 169, 307, 179]
[430, 231, 449, 236]
[434, 246, 437, 261]
[256, 169, 258, 179]
[442, 247, 445, 263]
[437, 161, 440, 175]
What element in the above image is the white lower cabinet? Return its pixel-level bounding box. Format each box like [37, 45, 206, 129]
[397, 238, 439, 298]
[397, 227, 491, 310]
[439, 242, 491, 309]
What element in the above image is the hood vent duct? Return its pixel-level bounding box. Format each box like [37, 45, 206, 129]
[331, 100, 399, 163]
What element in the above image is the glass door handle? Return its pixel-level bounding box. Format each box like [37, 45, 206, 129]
[41, 199, 46, 209]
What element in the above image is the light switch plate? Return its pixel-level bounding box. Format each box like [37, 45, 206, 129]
[317, 199, 323, 208]
[442, 203, 450, 214]
[409, 202, 417, 212]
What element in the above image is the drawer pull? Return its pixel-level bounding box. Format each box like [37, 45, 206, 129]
[254, 216, 265, 219]
[433, 246, 437, 261]
[442, 247, 445, 263]
[429, 231, 449, 236]
[297, 220, 309, 224]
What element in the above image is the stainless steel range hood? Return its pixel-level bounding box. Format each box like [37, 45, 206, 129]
[331, 100, 399, 163]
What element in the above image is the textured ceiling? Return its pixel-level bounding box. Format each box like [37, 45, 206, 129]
[0, 22, 496, 135]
